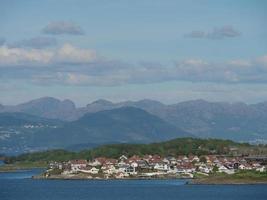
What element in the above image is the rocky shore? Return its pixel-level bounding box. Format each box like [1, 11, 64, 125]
[32, 173, 189, 180]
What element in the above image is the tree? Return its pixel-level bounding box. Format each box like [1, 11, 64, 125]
[199, 156, 207, 163]
[212, 165, 219, 173]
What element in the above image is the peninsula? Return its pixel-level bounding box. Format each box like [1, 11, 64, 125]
[3, 138, 267, 183]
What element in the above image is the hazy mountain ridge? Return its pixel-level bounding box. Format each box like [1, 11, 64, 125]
[1, 97, 267, 147]
[0, 97, 78, 121]
[0, 107, 190, 154]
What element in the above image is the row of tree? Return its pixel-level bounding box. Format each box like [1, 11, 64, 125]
[5, 137, 252, 163]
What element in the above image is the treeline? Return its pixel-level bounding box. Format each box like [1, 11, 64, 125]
[5, 138, 251, 163]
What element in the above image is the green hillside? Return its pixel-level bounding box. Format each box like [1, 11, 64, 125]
[6, 137, 264, 164]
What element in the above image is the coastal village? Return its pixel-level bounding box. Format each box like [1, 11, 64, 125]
[44, 154, 267, 179]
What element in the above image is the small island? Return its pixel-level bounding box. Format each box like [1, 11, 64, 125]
[30, 154, 267, 184]
[2, 138, 267, 184]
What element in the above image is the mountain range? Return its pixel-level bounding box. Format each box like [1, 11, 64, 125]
[1, 97, 267, 154]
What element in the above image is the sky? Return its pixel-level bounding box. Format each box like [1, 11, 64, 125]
[0, 0, 267, 106]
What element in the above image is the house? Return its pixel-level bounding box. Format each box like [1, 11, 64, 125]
[93, 157, 107, 166]
[136, 160, 150, 169]
[218, 165, 235, 174]
[256, 166, 266, 172]
[189, 155, 200, 163]
[143, 155, 152, 161]
[125, 166, 136, 174]
[130, 161, 139, 168]
[88, 167, 99, 174]
[119, 155, 128, 161]
[181, 163, 196, 173]
[199, 165, 212, 174]
[102, 165, 117, 175]
[239, 164, 252, 170]
[162, 158, 170, 165]
[168, 157, 177, 165]
[118, 164, 130, 173]
[128, 155, 141, 162]
[49, 161, 63, 170]
[105, 158, 117, 166]
[78, 167, 99, 174]
[152, 161, 169, 171]
[69, 160, 87, 171]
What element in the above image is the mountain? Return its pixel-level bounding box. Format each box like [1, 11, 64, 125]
[0, 112, 64, 155]
[0, 97, 78, 121]
[79, 99, 267, 142]
[0, 107, 190, 155]
[34, 107, 190, 148]
[160, 100, 267, 142]
[1, 97, 267, 143]
[0, 112, 61, 126]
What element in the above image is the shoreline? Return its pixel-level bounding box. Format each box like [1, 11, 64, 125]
[189, 176, 267, 185]
[32, 174, 267, 185]
[2, 168, 267, 185]
[32, 173, 190, 181]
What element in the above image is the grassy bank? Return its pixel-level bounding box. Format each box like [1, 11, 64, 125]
[192, 170, 267, 184]
[0, 161, 47, 172]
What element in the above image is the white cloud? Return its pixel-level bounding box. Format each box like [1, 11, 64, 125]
[0, 45, 53, 66]
[228, 59, 252, 67]
[0, 44, 97, 66]
[1, 43, 267, 86]
[55, 44, 97, 64]
[181, 59, 208, 66]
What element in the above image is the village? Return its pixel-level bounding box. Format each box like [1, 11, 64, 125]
[44, 154, 267, 180]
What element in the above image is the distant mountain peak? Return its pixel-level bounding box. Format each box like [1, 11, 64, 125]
[61, 99, 76, 109]
[88, 99, 113, 106]
[30, 96, 60, 103]
[92, 99, 113, 104]
[136, 99, 163, 105]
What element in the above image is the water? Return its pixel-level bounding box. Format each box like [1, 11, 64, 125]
[0, 169, 266, 200]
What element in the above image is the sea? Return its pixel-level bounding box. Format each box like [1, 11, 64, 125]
[0, 168, 267, 200]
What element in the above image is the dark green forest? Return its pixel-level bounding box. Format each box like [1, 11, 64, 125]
[5, 137, 258, 164]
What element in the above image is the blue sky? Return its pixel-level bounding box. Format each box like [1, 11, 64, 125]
[0, 0, 267, 106]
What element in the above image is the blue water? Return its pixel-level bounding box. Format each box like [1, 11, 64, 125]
[0, 169, 267, 200]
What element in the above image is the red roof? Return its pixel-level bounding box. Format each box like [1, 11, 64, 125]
[70, 160, 87, 165]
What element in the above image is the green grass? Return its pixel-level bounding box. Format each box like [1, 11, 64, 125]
[0, 161, 47, 172]
[232, 170, 267, 179]
[193, 170, 267, 184]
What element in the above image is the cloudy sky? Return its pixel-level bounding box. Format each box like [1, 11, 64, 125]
[0, 0, 267, 106]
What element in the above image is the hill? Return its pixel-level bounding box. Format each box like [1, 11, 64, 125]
[34, 107, 190, 147]
[0, 107, 190, 154]
[6, 137, 259, 163]
[0, 112, 64, 154]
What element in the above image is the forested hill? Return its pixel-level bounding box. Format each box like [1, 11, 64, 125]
[6, 138, 266, 164]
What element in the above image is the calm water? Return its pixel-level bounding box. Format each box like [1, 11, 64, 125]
[0, 169, 267, 200]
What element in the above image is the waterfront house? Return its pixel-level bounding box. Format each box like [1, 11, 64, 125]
[70, 160, 87, 171]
